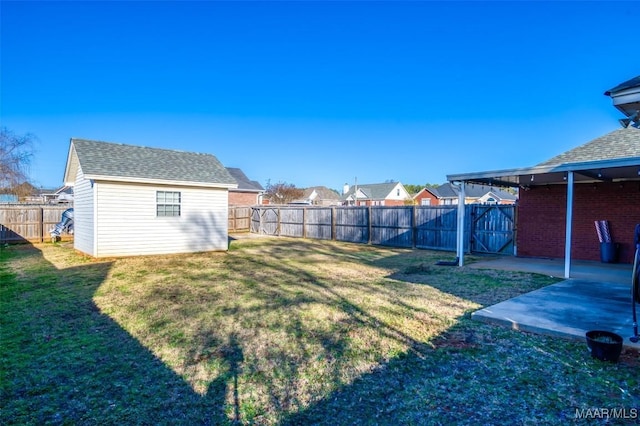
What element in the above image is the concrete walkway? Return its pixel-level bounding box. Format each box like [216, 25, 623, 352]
[468, 257, 640, 350]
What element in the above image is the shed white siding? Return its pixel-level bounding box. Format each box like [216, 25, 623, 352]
[73, 168, 96, 256]
[93, 181, 228, 257]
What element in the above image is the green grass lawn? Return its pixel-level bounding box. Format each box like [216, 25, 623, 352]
[1, 237, 638, 425]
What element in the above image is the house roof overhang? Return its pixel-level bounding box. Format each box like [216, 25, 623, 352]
[447, 156, 640, 188]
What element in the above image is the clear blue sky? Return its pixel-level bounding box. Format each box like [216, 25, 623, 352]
[1, 1, 638, 193]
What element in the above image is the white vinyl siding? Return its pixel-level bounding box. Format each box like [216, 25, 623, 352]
[93, 181, 228, 257]
[72, 168, 95, 256]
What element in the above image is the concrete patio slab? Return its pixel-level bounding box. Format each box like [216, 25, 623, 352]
[468, 257, 640, 350]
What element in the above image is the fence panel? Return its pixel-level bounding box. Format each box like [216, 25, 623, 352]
[229, 206, 252, 232]
[470, 204, 515, 254]
[249, 205, 514, 255]
[305, 207, 333, 240]
[335, 207, 369, 244]
[415, 206, 460, 251]
[0, 205, 72, 243]
[370, 206, 413, 247]
[259, 207, 280, 235]
[280, 207, 304, 237]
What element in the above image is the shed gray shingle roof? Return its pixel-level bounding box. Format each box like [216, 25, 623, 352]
[71, 139, 236, 186]
[537, 127, 640, 167]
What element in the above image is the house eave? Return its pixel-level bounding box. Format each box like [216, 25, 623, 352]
[447, 156, 640, 188]
[83, 174, 239, 189]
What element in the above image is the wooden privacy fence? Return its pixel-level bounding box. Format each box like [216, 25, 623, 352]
[228, 206, 252, 232]
[250, 205, 516, 255]
[0, 205, 73, 244]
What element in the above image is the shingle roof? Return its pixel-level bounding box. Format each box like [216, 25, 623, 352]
[71, 139, 236, 186]
[342, 182, 400, 200]
[303, 186, 340, 200]
[226, 167, 264, 191]
[434, 182, 516, 200]
[536, 127, 640, 167]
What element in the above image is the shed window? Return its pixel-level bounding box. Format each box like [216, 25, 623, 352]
[157, 191, 181, 217]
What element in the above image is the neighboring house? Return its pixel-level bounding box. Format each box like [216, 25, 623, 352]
[0, 194, 18, 203]
[341, 182, 411, 206]
[412, 187, 439, 206]
[298, 186, 341, 206]
[41, 185, 74, 204]
[431, 183, 517, 205]
[63, 138, 237, 258]
[226, 167, 264, 206]
[413, 184, 516, 206]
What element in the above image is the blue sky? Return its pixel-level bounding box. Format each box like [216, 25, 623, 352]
[1, 1, 638, 193]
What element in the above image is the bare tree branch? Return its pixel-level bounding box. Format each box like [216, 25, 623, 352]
[264, 180, 304, 205]
[0, 127, 36, 196]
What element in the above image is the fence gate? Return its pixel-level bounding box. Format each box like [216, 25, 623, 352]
[470, 204, 515, 255]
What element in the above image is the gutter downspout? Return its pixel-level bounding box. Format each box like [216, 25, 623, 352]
[564, 171, 574, 278]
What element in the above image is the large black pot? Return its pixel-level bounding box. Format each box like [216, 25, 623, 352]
[585, 330, 623, 362]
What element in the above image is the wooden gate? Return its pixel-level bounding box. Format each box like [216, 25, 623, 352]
[470, 204, 515, 254]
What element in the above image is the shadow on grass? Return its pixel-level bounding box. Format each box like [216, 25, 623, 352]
[4, 239, 636, 425]
[0, 244, 239, 425]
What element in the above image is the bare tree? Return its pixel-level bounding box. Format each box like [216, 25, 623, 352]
[0, 127, 36, 197]
[264, 180, 304, 204]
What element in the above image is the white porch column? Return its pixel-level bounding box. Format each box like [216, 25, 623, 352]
[564, 171, 574, 278]
[457, 181, 466, 266]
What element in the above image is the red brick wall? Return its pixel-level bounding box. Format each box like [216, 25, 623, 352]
[414, 191, 438, 205]
[517, 181, 640, 263]
[229, 191, 259, 206]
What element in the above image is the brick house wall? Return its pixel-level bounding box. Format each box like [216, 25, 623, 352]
[517, 181, 640, 263]
[413, 189, 439, 206]
[229, 191, 260, 206]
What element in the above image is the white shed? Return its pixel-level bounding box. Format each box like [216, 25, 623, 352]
[63, 138, 238, 258]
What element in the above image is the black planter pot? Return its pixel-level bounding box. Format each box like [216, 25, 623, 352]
[585, 330, 623, 362]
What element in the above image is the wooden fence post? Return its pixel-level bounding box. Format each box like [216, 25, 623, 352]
[331, 207, 336, 240]
[302, 207, 307, 239]
[367, 206, 372, 244]
[412, 205, 417, 248]
[38, 207, 44, 243]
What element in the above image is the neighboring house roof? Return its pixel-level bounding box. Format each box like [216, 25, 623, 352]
[226, 167, 264, 192]
[537, 127, 640, 167]
[342, 182, 402, 200]
[64, 139, 237, 188]
[412, 187, 439, 199]
[435, 182, 516, 201]
[302, 186, 340, 201]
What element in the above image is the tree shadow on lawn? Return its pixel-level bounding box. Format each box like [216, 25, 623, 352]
[0, 244, 239, 425]
[6, 239, 636, 424]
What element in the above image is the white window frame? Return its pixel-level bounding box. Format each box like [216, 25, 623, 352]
[157, 191, 181, 217]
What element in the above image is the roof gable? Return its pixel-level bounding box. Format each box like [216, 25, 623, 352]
[65, 139, 237, 187]
[537, 127, 640, 167]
